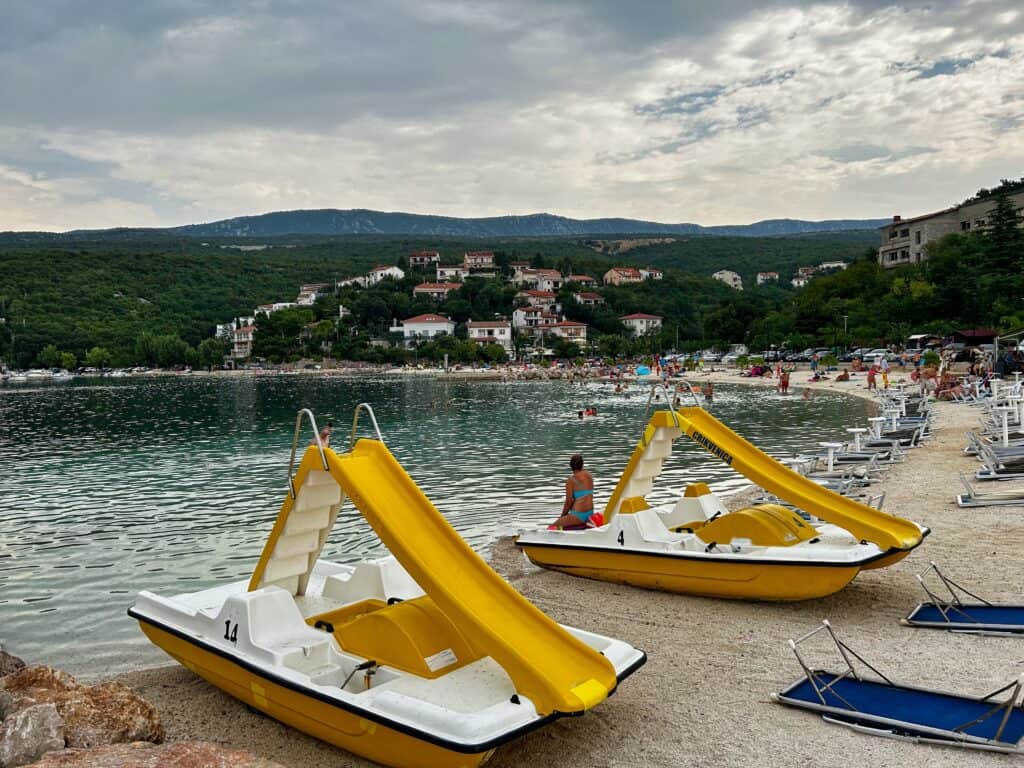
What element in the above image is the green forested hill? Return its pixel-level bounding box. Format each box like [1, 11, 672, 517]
[0, 229, 900, 367]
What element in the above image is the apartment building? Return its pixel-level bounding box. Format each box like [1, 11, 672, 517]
[466, 320, 513, 355]
[711, 270, 743, 290]
[877, 190, 1024, 268]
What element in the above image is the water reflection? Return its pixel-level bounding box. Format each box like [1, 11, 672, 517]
[0, 375, 871, 672]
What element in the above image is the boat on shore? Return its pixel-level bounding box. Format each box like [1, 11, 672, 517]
[516, 403, 927, 601]
[131, 406, 645, 768]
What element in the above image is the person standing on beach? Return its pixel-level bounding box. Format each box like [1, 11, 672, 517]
[878, 355, 890, 389]
[866, 366, 877, 390]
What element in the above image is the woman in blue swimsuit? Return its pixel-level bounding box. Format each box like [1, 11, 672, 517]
[550, 454, 594, 529]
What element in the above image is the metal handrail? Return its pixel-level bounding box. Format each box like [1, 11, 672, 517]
[350, 402, 384, 450]
[675, 378, 705, 410]
[287, 408, 329, 499]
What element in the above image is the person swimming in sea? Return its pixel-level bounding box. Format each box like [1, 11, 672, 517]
[549, 454, 594, 529]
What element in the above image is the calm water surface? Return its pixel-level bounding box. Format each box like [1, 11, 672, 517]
[0, 375, 871, 673]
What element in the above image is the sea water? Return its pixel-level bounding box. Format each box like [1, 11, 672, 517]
[0, 374, 871, 673]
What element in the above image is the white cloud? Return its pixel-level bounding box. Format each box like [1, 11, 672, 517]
[1, 1, 1022, 230]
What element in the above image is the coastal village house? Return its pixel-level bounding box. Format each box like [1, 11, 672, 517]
[818, 261, 848, 272]
[466, 320, 513, 355]
[620, 313, 663, 336]
[463, 251, 495, 271]
[548, 321, 588, 349]
[436, 264, 468, 282]
[367, 265, 405, 286]
[512, 305, 558, 330]
[413, 282, 461, 300]
[566, 274, 597, 287]
[514, 268, 563, 292]
[877, 190, 1024, 268]
[408, 250, 440, 268]
[574, 291, 605, 307]
[791, 276, 810, 288]
[231, 325, 255, 359]
[390, 314, 455, 347]
[756, 271, 779, 285]
[603, 267, 643, 286]
[712, 270, 743, 290]
[639, 267, 663, 281]
[255, 302, 295, 316]
[516, 289, 560, 311]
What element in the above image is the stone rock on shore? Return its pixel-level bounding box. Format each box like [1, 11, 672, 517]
[0, 652, 25, 679]
[0, 667, 163, 765]
[27, 742, 286, 767]
[0, 704, 64, 768]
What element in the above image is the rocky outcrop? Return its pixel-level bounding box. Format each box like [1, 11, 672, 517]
[0, 652, 25, 679]
[27, 742, 286, 767]
[0, 667, 162, 767]
[0, 704, 64, 768]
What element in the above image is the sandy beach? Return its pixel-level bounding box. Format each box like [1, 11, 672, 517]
[110, 375, 1024, 768]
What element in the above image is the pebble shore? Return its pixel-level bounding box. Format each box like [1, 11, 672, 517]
[45, 372, 1024, 767]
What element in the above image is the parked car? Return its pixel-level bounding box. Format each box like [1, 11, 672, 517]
[722, 353, 740, 366]
[863, 348, 893, 364]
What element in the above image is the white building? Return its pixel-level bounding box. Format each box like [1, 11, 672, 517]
[409, 250, 440, 268]
[818, 261, 848, 272]
[712, 270, 743, 290]
[516, 290, 559, 310]
[367, 265, 405, 286]
[574, 291, 605, 307]
[514, 268, 563, 292]
[566, 274, 597, 287]
[436, 264, 468, 282]
[463, 251, 495, 270]
[512, 306, 558, 330]
[255, 302, 295, 316]
[390, 314, 455, 347]
[639, 267, 663, 281]
[231, 325, 255, 359]
[413, 282, 461, 300]
[620, 313, 663, 336]
[466, 320, 513, 355]
[756, 272, 779, 285]
[791, 276, 810, 288]
[549, 321, 588, 349]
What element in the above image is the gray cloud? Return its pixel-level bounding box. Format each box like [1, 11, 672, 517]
[1, 0, 1023, 230]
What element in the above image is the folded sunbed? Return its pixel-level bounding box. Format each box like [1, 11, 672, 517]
[774, 620, 1024, 752]
[903, 562, 1024, 634]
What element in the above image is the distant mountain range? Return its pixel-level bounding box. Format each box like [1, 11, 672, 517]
[165, 209, 887, 238]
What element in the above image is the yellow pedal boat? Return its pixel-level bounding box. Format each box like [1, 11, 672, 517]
[131, 407, 645, 768]
[516, 407, 928, 601]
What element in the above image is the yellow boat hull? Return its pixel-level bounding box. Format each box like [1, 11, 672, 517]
[136, 620, 493, 768]
[517, 544, 863, 601]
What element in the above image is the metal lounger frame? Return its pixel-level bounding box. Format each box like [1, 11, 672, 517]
[777, 619, 1024, 750]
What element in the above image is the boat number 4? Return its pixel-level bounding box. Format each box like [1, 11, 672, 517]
[224, 621, 239, 643]
[617, 531, 625, 546]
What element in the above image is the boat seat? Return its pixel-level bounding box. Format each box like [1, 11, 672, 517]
[697, 505, 817, 547]
[246, 587, 336, 670]
[327, 595, 481, 679]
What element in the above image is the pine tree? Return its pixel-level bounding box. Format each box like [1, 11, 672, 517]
[984, 191, 1023, 276]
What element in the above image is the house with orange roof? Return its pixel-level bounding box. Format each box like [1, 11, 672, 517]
[390, 314, 455, 347]
[413, 282, 462, 300]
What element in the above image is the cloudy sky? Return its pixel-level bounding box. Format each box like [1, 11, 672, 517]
[1, 0, 1023, 231]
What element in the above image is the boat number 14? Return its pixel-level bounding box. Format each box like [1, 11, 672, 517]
[224, 621, 239, 643]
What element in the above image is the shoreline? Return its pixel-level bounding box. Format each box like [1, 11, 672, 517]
[102, 389, 1024, 768]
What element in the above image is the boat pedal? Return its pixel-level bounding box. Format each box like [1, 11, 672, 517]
[387, 597, 404, 605]
[704, 541, 718, 553]
[809, 537, 820, 544]
[314, 620, 335, 633]
[510, 694, 521, 705]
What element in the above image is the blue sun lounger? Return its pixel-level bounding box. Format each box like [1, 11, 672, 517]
[903, 562, 1024, 635]
[773, 621, 1024, 752]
